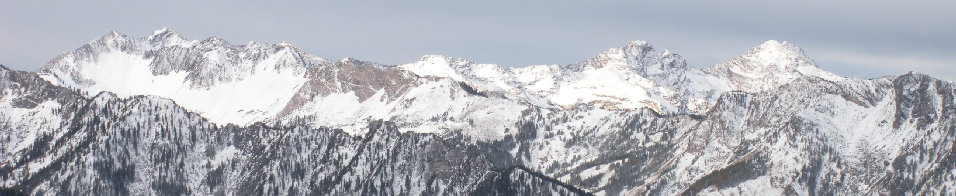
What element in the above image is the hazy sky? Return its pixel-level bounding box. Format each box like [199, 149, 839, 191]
[2, 1, 954, 80]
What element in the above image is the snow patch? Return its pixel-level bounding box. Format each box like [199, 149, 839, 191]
[399, 55, 464, 81]
[210, 146, 242, 167]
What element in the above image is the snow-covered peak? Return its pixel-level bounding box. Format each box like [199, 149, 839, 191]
[87, 31, 138, 51]
[149, 27, 174, 37]
[398, 55, 471, 80]
[579, 41, 652, 70]
[392, 41, 694, 114]
[277, 41, 292, 47]
[98, 30, 130, 41]
[146, 27, 194, 48]
[418, 54, 464, 65]
[709, 40, 843, 92]
[746, 40, 815, 68]
[625, 40, 651, 48]
[106, 30, 121, 38]
[576, 40, 687, 78]
[34, 33, 858, 132]
[338, 57, 387, 68]
[37, 30, 322, 126]
[200, 36, 230, 47]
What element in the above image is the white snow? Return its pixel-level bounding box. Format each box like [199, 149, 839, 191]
[709, 40, 847, 93]
[41, 50, 308, 126]
[549, 67, 667, 112]
[472, 63, 517, 92]
[291, 90, 392, 135]
[32, 34, 897, 145]
[511, 65, 558, 93]
[146, 27, 198, 48]
[210, 146, 241, 167]
[0, 98, 63, 171]
[398, 55, 465, 81]
[8, 30, 956, 195]
[796, 92, 900, 162]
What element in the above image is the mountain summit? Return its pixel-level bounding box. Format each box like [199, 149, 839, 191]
[2, 29, 954, 195]
[709, 40, 845, 92]
[34, 30, 853, 129]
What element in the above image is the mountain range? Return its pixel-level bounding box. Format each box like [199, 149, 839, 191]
[1, 28, 954, 195]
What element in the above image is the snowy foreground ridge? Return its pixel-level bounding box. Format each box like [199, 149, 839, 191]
[2, 29, 955, 195]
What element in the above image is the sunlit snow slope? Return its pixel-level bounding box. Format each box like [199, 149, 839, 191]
[39, 29, 314, 125]
[37, 29, 844, 132]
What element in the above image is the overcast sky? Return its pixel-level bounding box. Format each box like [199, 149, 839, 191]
[1, 1, 954, 80]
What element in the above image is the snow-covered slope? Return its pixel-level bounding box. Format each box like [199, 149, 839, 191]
[5, 29, 956, 195]
[38, 29, 318, 125]
[709, 40, 846, 92]
[36, 29, 851, 136]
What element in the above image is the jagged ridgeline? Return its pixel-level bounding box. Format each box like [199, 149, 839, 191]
[1, 29, 955, 195]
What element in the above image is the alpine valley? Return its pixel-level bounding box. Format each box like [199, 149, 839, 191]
[1, 28, 954, 195]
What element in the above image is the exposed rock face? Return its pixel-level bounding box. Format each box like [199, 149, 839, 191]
[2, 30, 955, 195]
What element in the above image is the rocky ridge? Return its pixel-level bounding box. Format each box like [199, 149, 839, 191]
[1, 29, 954, 195]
